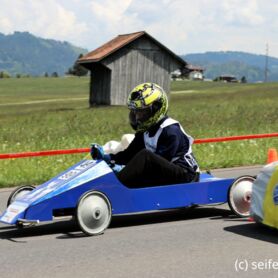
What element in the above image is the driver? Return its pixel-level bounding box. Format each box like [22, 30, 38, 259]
[91, 82, 199, 187]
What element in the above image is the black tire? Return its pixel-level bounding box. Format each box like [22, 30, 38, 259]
[7, 185, 35, 207]
[228, 175, 256, 217]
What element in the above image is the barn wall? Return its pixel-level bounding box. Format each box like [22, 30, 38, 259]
[89, 63, 111, 105]
[103, 37, 183, 105]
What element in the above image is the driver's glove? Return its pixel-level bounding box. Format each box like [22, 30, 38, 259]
[112, 164, 124, 173]
[90, 144, 111, 162]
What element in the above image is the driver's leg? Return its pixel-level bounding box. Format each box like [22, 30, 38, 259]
[117, 149, 197, 188]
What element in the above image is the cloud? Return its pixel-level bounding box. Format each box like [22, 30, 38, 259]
[90, 0, 133, 23]
[217, 0, 264, 27]
[85, 0, 268, 54]
[0, 0, 88, 45]
[0, 16, 12, 31]
[88, 0, 138, 39]
[0, 0, 278, 57]
[116, 0, 273, 55]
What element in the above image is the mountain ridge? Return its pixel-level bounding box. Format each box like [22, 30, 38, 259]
[1, 32, 278, 82]
[181, 51, 278, 82]
[0, 31, 87, 76]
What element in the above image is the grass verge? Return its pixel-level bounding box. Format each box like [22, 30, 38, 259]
[0, 78, 277, 187]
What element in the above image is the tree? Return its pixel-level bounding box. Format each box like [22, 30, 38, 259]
[241, 76, 247, 83]
[0, 71, 11, 78]
[51, 72, 59, 77]
[66, 54, 88, 77]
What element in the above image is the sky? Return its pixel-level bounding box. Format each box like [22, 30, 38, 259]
[0, 0, 278, 57]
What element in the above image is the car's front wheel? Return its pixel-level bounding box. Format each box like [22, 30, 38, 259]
[7, 185, 35, 207]
[76, 191, 112, 236]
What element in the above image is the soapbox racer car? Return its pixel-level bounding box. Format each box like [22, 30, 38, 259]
[0, 159, 255, 236]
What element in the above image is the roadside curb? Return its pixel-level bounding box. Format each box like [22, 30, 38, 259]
[211, 164, 262, 173]
[0, 187, 15, 193]
[210, 165, 263, 178]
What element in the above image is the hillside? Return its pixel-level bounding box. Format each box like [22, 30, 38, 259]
[1, 32, 278, 82]
[182, 51, 278, 82]
[0, 32, 87, 76]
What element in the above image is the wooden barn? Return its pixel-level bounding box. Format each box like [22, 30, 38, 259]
[78, 31, 186, 106]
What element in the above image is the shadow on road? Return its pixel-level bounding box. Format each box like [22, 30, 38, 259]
[0, 206, 234, 241]
[224, 223, 278, 244]
[110, 206, 232, 229]
[0, 219, 80, 242]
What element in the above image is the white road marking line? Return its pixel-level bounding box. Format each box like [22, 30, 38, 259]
[0, 97, 87, 106]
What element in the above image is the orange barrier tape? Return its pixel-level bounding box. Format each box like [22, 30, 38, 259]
[194, 133, 278, 144]
[0, 133, 277, 159]
[0, 148, 90, 159]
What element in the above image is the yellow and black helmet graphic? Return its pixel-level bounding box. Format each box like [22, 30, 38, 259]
[127, 83, 168, 132]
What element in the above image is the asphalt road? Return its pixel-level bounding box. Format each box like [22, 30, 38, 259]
[0, 166, 277, 278]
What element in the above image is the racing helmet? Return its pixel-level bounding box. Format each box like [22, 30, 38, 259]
[127, 83, 168, 132]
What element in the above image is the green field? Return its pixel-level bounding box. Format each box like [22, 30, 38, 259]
[0, 77, 277, 188]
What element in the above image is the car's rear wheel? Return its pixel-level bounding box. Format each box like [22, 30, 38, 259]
[76, 191, 112, 236]
[7, 185, 35, 207]
[228, 175, 255, 217]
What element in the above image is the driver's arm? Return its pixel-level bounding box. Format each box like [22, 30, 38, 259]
[110, 133, 144, 165]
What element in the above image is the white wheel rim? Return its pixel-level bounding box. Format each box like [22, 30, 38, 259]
[229, 177, 255, 217]
[13, 190, 31, 201]
[10, 187, 34, 205]
[77, 192, 111, 235]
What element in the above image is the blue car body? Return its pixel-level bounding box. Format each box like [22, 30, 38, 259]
[0, 159, 234, 226]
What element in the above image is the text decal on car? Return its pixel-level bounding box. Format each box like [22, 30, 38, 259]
[21, 160, 98, 203]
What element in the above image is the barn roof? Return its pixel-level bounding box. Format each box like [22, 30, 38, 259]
[78, 31, 186, 66]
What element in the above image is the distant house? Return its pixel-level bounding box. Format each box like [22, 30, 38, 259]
[181, 64, 205, 80]
[214, 75, 238, 83]
[78, 31, 186, 106]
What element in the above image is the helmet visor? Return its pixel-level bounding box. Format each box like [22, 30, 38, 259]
[130, 107, 152, 124]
